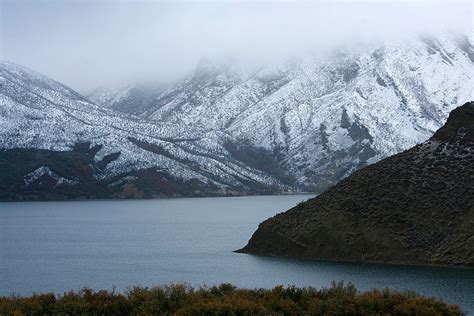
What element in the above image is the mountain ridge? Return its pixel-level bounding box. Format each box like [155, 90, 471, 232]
[1, 33, 473, 200]
[90, 32, 474, 191]
[0, 61, 291, 200]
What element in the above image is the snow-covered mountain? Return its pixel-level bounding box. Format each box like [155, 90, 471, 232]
[2, 33, 473, 200]
[87, 85, 164, 116]
[0, 62, 290, 199]
[90, 33, 474, 190]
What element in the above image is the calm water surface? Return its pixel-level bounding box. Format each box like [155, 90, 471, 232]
[1, 195, 473, 313]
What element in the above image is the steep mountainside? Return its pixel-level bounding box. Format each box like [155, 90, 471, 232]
[88, 85, 164, 116]
[0, 62, 291, 200]
[1, 33, 474, 200]
[238, 102, 474, 267]
[91, 33, 474, 191]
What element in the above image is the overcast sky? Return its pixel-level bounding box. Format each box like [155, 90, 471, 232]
[1, 0, 472, 92]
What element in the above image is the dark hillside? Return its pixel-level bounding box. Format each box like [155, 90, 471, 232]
[238, 102, 474, 267]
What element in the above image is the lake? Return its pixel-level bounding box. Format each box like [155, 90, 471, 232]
[1, 195, 473, 314]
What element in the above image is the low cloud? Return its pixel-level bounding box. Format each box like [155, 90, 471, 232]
[1, 0, 472, 92]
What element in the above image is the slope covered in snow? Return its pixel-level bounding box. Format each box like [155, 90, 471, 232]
[0, 61, 290, 200]
[1, 33, 473, 199]
[93, 33, 474, 191]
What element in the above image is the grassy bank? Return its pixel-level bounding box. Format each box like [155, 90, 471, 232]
[0, 282, 462, 315]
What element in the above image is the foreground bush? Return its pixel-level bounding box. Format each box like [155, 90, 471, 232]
[0, 281, 463, 315]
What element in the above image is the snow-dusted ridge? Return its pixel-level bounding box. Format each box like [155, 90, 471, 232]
[2, 33, 474, 199]
[0, 61, 288, 199]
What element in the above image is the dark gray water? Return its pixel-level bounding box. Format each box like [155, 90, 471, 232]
[1, 195, 473, 313]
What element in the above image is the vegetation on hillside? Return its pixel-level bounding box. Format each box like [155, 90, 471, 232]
[0, 142, 233, 201]
[0, 282, 463, 315]
[239, 102, 474, 267]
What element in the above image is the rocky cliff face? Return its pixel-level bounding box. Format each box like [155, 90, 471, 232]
[238, 102, 474, 267]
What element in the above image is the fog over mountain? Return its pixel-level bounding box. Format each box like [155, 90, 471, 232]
[2, 31, 474, 200]
[1, 0, 472, 92]
[1, 0, 473, 200]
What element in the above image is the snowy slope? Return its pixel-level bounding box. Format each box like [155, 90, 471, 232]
[2, 33, 474, 199]
[0, 61, 290, 199]
[92, 33, 473, 191]
[87, 85, 164, 116]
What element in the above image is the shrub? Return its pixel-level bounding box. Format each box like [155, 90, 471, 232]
[0, 282, 464, 316]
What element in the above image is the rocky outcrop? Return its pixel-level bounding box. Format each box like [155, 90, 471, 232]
[238, 102, 474, 267]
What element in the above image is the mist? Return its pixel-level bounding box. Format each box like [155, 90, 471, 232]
[1, 0, 472, 92]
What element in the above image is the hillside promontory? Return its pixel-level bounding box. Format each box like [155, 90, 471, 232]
[238, 102, 474, 267]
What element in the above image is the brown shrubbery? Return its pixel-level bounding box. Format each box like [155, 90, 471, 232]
[0, 282, 463, 315]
